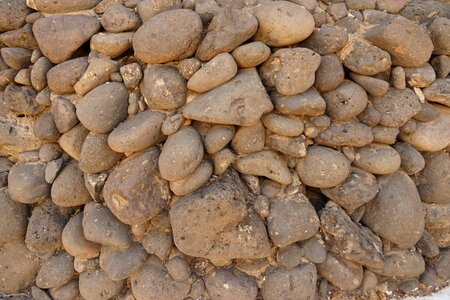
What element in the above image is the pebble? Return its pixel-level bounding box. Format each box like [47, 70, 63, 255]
[51, 161, 91, 207]
[350, 72, 389, 97]
[58, 124, 89, 161]
[166, 255, 191, 282]
[141, 229, 173, 261]
[1, 47, 31, 70]
[302, 24, 348, 55]
[261, 113, 304, 137]
[51, 96, 78, 134]
[323, 80, 368, 121]
[393, 142, 425, 175]
[33, 112, 60, 142]
[62, 212, 101, 259]
[231, 121, 265, 154]
[74, 57, 119, 96]
[136, 0, 181, 22]
[90, 32, 133, 58]
[0, 0, 31, 32]
[161, 113, 185, 135]
[36, 251, 74, 289]
[416, 151, 450, 204]
[119, 62, 142, 89]
[33, 0, 99, 13]
[177, 57, 201, 80]
[429, 17, 450, 56]
[79, 132, 123, 174]
[44, 158, 63, 184]
[99, 243, 148, 281]
[300, 235, 327, 264]
[423, 78, 450, 107]
[271, 88, 326, 116]
[79, 269, 125, 300]
[317, 253, 363, 291]
[231, 42, 271, 68]
[30, 56, 52, 91]
[204, 125, 235, 154]
[8, 162, 50, 204]
[213, 148, 236, 175]
[49, 278, 80, 300]
[170, 160, 213, 196]
[314, 54, 345, 92]
[101, 4, 140, 33]
[205, 269, 257, 300]
[187, 53, 237, 93]
[47, 57, 88, 95]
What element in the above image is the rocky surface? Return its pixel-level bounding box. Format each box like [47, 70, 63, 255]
[0, 0, 449, 299]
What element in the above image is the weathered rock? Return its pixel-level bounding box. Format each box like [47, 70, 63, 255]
[0, 47, 31, 70]
[266, 134, 307, 158]
[133, 9, 203, 64]
[316, 121, 374, 147]
[296, 146, 351, 188]
[423, 79, 450, 107]
[140, 64, 187, 111]
[101, 4, 140, 33]
[45, 157, 64, 183]
[267, 192, 320, 247]
[33, 15, 101, 64]
[51, 96, 78, 134]
[416, 152, 450, 204]
[141, 229, 173, 261]
[253, 1, 314, 46]
[231, 121, 265, 154]
[205, 268, 258, 300]
[362, 172, 424, 248]
[353, 143, 401, 175]
[299, 235, 327, 264]
[47, 57, 88, 95]
[301, 24, 348, 55]
[99, 243, 148, 281]
[104, 148, 170, 225]
[429, 17, 450, 55]
[0, 188, 28, 245]
[76, 82, 129, 133]
[62, 212, 100, 259]
[90, 32, 133, 58]
[3, 84, 42, 115]
[49, 279, 80, 300]
[51, 161, 91, 207]
[416, 230, 440, 259]
[349, 72, 389, 97]
[184, 68, 273, 126]
[317, 253, 363, 291]
[404, 63, 436, 88]
[74, 57, 119, 96]
[232, 41, 271, 68]
[36, 251, 74, 289]
[33, 112, 59, 142]
[271, 88, 326, 116]
[196, 8, 258, 61]
[8, 162, 49, 204]
[33, 0, 100, 13]
[259, 48, 321, 96]
[393, 142, 425, 175]
[58, 124, 89, 161]
[79, 132, 122, 174]
[79, 269, 125, 300]
[0, 24, 37, 50]
[204, 125, 235, 154]
[369, 250, 425, 277]
[0, 0, 31, 32]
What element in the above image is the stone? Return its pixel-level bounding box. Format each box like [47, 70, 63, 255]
[140, 64, 187, 111]
[301, 24, 348, 55]
[314, 54, 345, 92]
[79, 269, 125, 300]
[423, 78, 450, 107]
[79, 132, 122, 174]
[8, 162, 49, 204]
[231, 41, 271, 68]
[231, 121, 265, 154]
[49, 279, 80, 300]
[14, 68, 31, 85]
[266, 134, 307, 158]
[365, 16, 434, 68]
[36, 252, 74, 289]
[0, 24, 37, 51]
[3, 84, 42, 115]
[161, 113, 184, 135]
[101, 4, 140, 33]
[267, 192, 320, 247]
[271, 88, 326, 116]
[133, 9, 203, 64]
[299, 235, 327, 264]
[170, 160, 213, 196]
[370, 250, 425, 277]
[137, 0, 182, 22]
[204, 125, 235, 154]
[259, 48, 321, 96]
[321, 167, 378, 212]
[349, 72, 389, 97]
[0, 47, 31, 70]
[99, 243, 148, 281]
[33, 112, 59, 142]
[431, 55, 450, 78]
[165, 256, 191, 282]
[33, 0, 100, 13]
[51, 161, 91, 207]
[119, 62, 142, 89]
[76, 82, 129, 133]
[212, 148, 236, 175]
[416, 151, 450, 204]
[58, 124, 89, 161]
[429, 17, 450, 55]
[177, 57, 201, 80]
[90, 32, 133, 58]
[51, 96, 78, 134]
[0, 0, 31, 32]
[0, 188, 28, 246]
[82, 201, 131, 248]
[62, 212, 101, 259]
[188, 53, 237, 93]
[104, 148, 170, 225]
[393, 142, 425, 175]
[363, 172, 424, 248]
[261, 113, 304, 137]
[317, 253, 363, 291]
[416, 230, 440, 259]
[205, 269, 257, 300]
[141, 229, 173, 261]
[404, 63, 436, 88]
[253, 1, 314, 47]
[235, 151, 292, 185]
[296, 146, 351, 188]
[353, 143, 401, 175]
[183, 68, 273, 126]
[33, 15, 101, 64]
[47, 57, 88, 95]
[74, 57, 119, 96]
[30, 56, 52, 91]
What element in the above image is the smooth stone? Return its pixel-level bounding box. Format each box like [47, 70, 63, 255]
[170, 160, 213, 196]
[90, 32, 133, 58]
[47, 57, 88, 95]
[51, 161, 91, 207]
[36, 251, 74, 289]
[8, 162, 50, 204]
[58, 124, 89, 161]
[0, 188, 28, 246]
[51, 96, 78, 134]
[316, 120, 374, 148]
[79, 132, 122, 174]
[62, 212, 100, 259]
[33, 0, 100, 13]
[271, 88, 326, 117]
[232, 41, 271, 68]
[354, 143, 401, 175]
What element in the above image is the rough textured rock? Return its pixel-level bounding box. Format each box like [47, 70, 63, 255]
[317, 253, 363, 291]
[0, 0, 31, 32]
[79, 132, 122, 174]
[79, 269, 125, 300]
[0, 188, 28, 245]
[8, 162, 49, 204]
[205, 269, 258, 300]
[99, 243, 148, 281]
[416, 151, 450, 204]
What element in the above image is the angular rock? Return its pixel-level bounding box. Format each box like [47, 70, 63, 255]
[184, 68, 273, 126]
[74, 57, 119, 96]
[8, 162, 50, 204]
[104, 148, 170, 225]
[423, 78, 450, 107]
[33, 15, 101, 64]
[51, 161, 91, 207]
[266, 134, 307, 158]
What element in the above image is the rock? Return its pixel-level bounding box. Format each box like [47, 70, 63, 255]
[140, 64, 187, 111]
[141, 229, 173, 261]
[90, 32, 133, 58]
[183, 68, 273, 126]
[170, 170, 271, 263]
[104, 148, 170, 225]
[30, 56, 53, 91]
[33, 112, 59, 141]
[101, 4, 140, 33]
[370, 250, 425, 277]
[429, 17, 450, 55]
[82, 201, 131, 248]
[44, 158, 63, 184]
[188, 53, 237, 93]
[58, 124, 89, 161]
[316, 120, 374, 147]
[205, 269, 257, 300]
[253, 1, 314, 47]
[267, 192, 319, 247]
[231, 121, 265, 154]
[371, 87, 421, 128]
[296, 146, 351, 188]
[393, 142, 425, 175]
[51, 96, 78, 134]
[363, 172, 424, 248]
[137, 0, 182, 22]
[327, 3, 348, 20]
[177, 57, 201, 80]
[79, 269, 125, 300]
[373, 125, 400, 143]
[1, 47, 31, 70]
[423, 79, 450, 107]
[49, 279, 80, 300]
[322, 80, 368, 121]
[119, 62, 142, 89]
[14, 68, 31, 85]
[33, 15, 101, 64]
[404, 63, 436, 88]
[365, 16, 434, 68]
[170, 160, 213, 196]
[261, 113, 304, 137]
[337, 37, 391, 76]
[416, 230, 440, 258]
[299, 235, 327, 264]
[99, 243, 148, 281]
[314, 54, 345, 92]
[133, 9, 203, 64]
[320, 202, 383, 269]
[74, 57, 119, 96]
[25, 199, 68, 253]
[161, 113, 184, 135]
[423, 202, 450, 231]
[416, 151, 450, 204]
[400, 104, 450, 151]
[79, 132, 122, 174]
[47, 57, 88, 95]
[321, 168, 378, 212]
[131, 257, 191, 300]
[76, 82, 129, 133]
[346, 0, 376, 10]
[204, 125, 235, 154]
[353, 143, 401, 175]
[301, 24, 348, 55]
[213, 148, 236, 175]
[196, 8, 257, 62]
[231, 41, 271, 68]
[0, 0, 31, 32]
[259, 48, 321, 96]
[51, 161, 91, 207]
[267, 134, 307, 158]
[271, 88, 326, 116]
[62, 212, 100, 259]
[0, 240, 40, 293]
[376, 0, 408, 13]
[235, 151, 292, 185]
[33, 0, 100, 13]
[253, 195, 269, 218]
[317, 253, 363, 291]
[431, 55, 450, 78]
[3, 84, 42, 115]
[261, 263, 317, 300]
[8, 162, 50, 204]
[36, 251, 74, 289]
[0, 188, 28, 245]
[32, 286, 52, 300]
[349, 73, 389, 97]
[166, 256, 190, 282]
